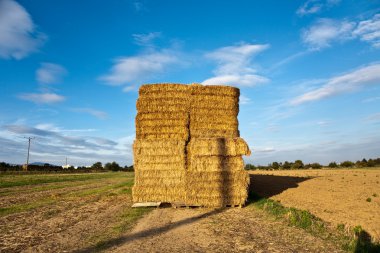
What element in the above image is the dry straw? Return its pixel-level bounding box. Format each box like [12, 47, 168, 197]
[132, 83, 251, 207]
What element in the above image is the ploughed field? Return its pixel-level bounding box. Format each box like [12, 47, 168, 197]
[250, 168, 380, 242]
[0, 171, 347, 252]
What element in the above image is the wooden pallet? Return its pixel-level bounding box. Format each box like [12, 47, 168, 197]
[132, 202, 162, 208]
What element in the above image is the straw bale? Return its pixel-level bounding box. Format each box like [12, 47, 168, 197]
[184, 196, 247, 207]
[134, 155, 185, 164]
[136, 112, 189, 121]
[137, 98, 190, 111]
[136, 104, 189, 113]
[135, 170, 186, 179]
[187, 156, 244, 171]
[136, 126, 187, 134]
[139, 91, 191, 100]
[134, 162, 186, 171]
[190, 108, 239, 116]
[133, 139, 186, 148]
[139, 83, 190, 94]
[136, 119, 188, 128]
[190, 114, 238, 125]
[190, 101, 238, 111]
[187, 138, 251, 156]
[190, 83, 240, 97]
[185, 171, 249, 184]
[133, 144, 185, 156]
[190, 129, 239, 138]
[190, 124, 238, 132]
[136, 133, 189, 140]
[191, 94, 239, 104]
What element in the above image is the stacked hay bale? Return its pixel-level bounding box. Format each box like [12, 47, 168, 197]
[132, 83, 251, 207]
[185, 84, 250, 207]
[132, 84, 190, 203]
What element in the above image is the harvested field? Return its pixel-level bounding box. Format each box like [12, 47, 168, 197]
[0, 172, 149, 252]
[1, 171, 365, 252]
[249, 168, 380, 242]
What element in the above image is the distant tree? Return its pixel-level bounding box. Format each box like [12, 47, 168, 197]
[282, 161, 291, 170]
[123, 165, 134, 172]
[291, 160, 304, 170]
[105, 161, 121, 171]
[245, 164, 256, 170]
[328, 162, 338, 168]
[310, 163, 322, 169]
[367, 159, 376, 167]
[340, 161, 354, 167]
[271, 162, 280, 170]
[91, 162, 103, 170]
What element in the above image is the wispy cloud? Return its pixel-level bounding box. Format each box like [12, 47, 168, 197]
[365, 112, 380, 123]
[202, 43, 270, 87]
[71, 108, 108, 120]
[302, 18, 355, 50]
[362, 96, 380, 103]
[290, 63, 380, 105]
[99, 49, 180, 89]
[132, 32, 161, 47]
[296, 0, 340, 17]
[36, 63, 67, 84]
[240, 95, 251, 105]
[0, 0, 46, 59]
[353, 14, 380, 48]
[18, 93, 66, 104]
[1, 124, 130, 166]
[302, 14, 380, 50]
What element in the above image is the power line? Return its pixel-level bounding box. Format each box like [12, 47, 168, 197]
[23, 137, 35, 171]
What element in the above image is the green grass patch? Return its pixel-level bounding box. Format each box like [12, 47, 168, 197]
[0, 197, 57, 216]
[0, 172, 133, 188]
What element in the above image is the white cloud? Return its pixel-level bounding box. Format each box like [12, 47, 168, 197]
[72, 108, 108, 120]
[133, 32, 161, 47]
[291, 63, 380, 105]
[202, 43, 269, 87]
[297, 0, 322, 16]
[99, 49, 180, 87]
[296, 0, 340, 17]
[203, 74, 268, 87]
[240, 95, 251, 105]
[302, 18, 355, 50]
[36, 63, 67, 84]
[18, 93, 66, 104]
[353, 14, 380, 48]
[0, 0, 46, 59]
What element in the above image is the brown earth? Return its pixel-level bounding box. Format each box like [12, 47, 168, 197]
[93, 207, 343, 253]
[0, 172, 345, 252]
[249, 168, 380, 242]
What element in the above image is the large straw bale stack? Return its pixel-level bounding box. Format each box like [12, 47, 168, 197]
[132, 83, 251, 207]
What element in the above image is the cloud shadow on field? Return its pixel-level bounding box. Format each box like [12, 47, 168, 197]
[248, 174, 312, 199]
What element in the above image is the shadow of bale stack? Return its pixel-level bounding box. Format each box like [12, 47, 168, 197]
[132, 83, 251, 207]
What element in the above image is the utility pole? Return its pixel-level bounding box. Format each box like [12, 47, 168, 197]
[24, 137, 35, 171]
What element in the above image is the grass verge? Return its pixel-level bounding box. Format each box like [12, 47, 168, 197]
[247, 192, 380, 253]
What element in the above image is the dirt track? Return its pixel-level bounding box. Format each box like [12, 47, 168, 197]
[97, 207, 343, 253]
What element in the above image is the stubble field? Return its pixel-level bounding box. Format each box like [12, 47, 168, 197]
[1, 169, 379, 252]
[250, 168, 380, 242]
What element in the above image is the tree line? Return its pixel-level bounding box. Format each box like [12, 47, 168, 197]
[244, 158, 380, 170]
[0, 161, 134, 173]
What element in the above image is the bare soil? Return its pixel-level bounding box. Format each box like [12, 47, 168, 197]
[249, 169, 380, 242]
[103, 207, 343, 253]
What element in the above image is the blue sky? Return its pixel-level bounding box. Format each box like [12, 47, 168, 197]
[0, 0, 380, 166]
